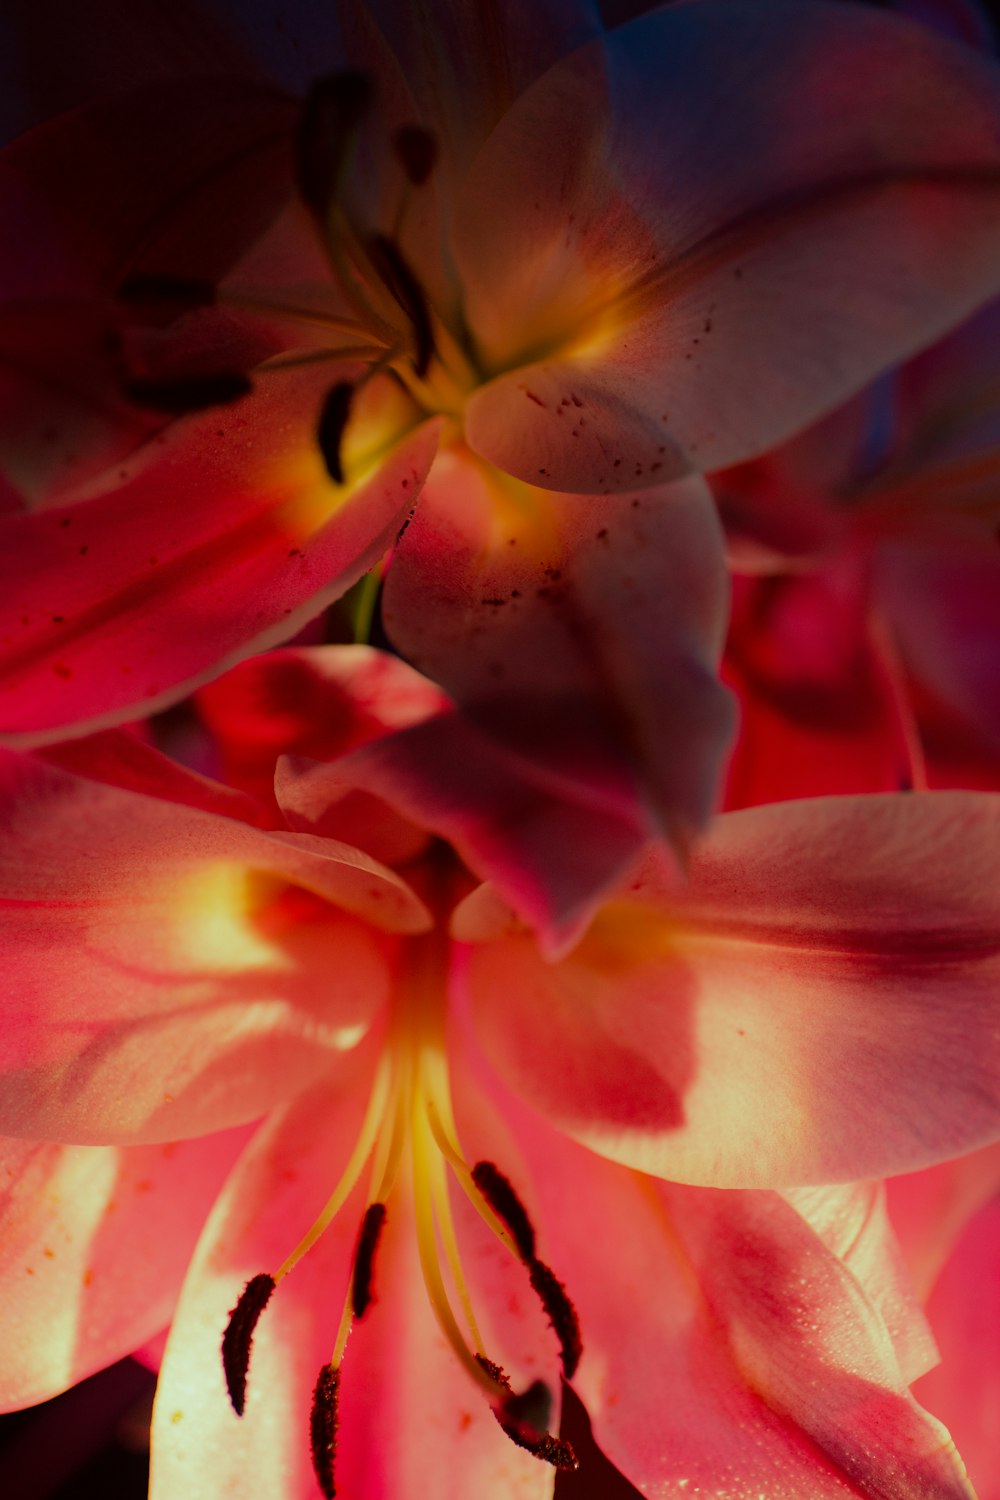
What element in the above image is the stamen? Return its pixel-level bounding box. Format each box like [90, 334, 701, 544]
[475, 1356, 578, 1471]
[123, 371, 253, 414]
[296, 72, 375, 219]
[366, 234, 435, 378]
[412, 1095, 504, 1399]
[274, 1051, 392, 1282]
[222, 1273, 275, 1416]
[317, 381, 355, 485]
[351, 1203, 387, 1319]
[392, 125, 438, 186]
[425, 1102, 518, 1258]
[471, 1159, 582, 1377]
[427, 1135, 487, 1352]
[528, 1259, 582, 1379]
[310, 1363, 341, 1500]
[471, 1160, 536, 1262]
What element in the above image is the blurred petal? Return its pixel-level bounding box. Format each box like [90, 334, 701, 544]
[0, 1126, 248, 1410]
[383, 448, 734, 861]
[0, 753, 428, 1143]
[196, 644, 447, 811]
[0, 77, 294, 303]
[461, 1, 1000, 486]
[912, 1195, 1000, 1500]
[877, 538, 1000, 755]
[722, 568, 907, 807]
[886, 1143, 1000, 1297]
[464, 793, 1000, 1185]
[0, 1, 258, 143]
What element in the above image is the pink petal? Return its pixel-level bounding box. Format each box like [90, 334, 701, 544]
[196, 644, 448, 811]
[886, 1143, 1000, 1297]
[877, 538, 1000, 756]
[150, 1070, 553, 1500]
[0, 753, 427, 1143]
[459, 1, 1000, 488]
[0, 367, 441, 746]
[383, 448, 735, 863]
[488, 1088, 972, 1499]
[291, 717, 650, 957]
[912, 1195, 1000, 1500]
[783, 1182, 938, 1387]
[0, 300, 166, 505]
[463, 792, 1000, 1186]
[38, 727, 268, 827]
[0, 1125, 249, 1410]
[722, 568, 908, 807]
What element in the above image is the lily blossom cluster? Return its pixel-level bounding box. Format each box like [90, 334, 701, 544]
[1, 0, 999, 1497]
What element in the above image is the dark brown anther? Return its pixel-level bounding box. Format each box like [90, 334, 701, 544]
[392, 125, 438, 186]
[471, 1161, 536, 1262]
[474, 1358, 577, 1471]
[310, 1363, 341, 1499]
[351, 1202, 387, 1319]
[497, 1379, 578, 1471]
[296, 71, 374, 217]
[529, 1258, 582, 1379]
[222, 1273, 276, 1416]
[317, 381, 355, 484]
[366, 234, 435, 378]
[116, 274, 217, 312]
[123, 371, 252, 414]
[502, 1378, 552, 1439]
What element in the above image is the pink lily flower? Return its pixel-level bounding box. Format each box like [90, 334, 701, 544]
[717, 290, 1000, 808]
[4, 4, 1000, 880]
[2, 645, 999, 1496]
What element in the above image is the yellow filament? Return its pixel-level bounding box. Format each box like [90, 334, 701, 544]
[370, 1060, 409, 1205]
[323, 206, 404, 347]
[218, 289, 388, 343]
[411, 1087, 503, 1400]
[424, 1115, 486, 1352]
[255, 344, 390, 375]
[425, 1098, 517, 1260]
[331, 1287, 355, 1369]
[274, 1052, 392, 1283]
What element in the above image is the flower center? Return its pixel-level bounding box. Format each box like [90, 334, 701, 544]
[220, 924, 580, 1498]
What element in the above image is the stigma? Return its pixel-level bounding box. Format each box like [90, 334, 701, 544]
[220, 931, 581, 1498]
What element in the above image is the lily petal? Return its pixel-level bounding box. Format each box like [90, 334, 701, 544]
[0, 752, 428, 1143]
[293, 717, 650, 958]
[460, 0, 1000, 487]
[0, 1126, 248, 1410]
[0, 368, 441, 746]
[463, 793, 1000, 1186]
[483, 1086, 972, 1500]
[382, 448, 735, 862]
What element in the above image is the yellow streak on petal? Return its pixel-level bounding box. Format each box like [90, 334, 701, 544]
[169, 866, 299, 974]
